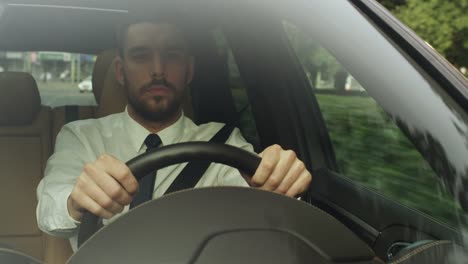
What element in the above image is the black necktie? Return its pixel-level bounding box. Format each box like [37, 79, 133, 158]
[130, 134, 162, 208]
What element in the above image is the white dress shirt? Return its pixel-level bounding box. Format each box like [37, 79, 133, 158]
[36, 109, 253, 250]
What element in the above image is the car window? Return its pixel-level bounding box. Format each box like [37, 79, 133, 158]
[0, 51, 97, 107]
[283, 21, 466, 229]
[212, 28, 261, 151]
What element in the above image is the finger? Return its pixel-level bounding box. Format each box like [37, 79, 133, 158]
[274, 159, 305, 194]
[85, 174, 124, 214]
[285, 170, 312, 197]
[87, 160, 135, 205]
[260, 150, 296, 191]
[69, 188, 114, 219]
[251, 145, 281, 187]
[95, 154, 139, 196]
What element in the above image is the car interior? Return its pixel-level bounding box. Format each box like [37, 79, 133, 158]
[0, 49, 121, 263]
[0, 40, 244, 264]
[0, 0, 468, 263]
[0, 9, 255, 262]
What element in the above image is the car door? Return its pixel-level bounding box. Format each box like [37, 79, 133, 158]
[219, 0, 468, 262]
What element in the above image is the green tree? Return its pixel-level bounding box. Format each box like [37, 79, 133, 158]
[381, 0, 468, 68]
[283, 22, 342, 88]
[376, 0, 406, 11]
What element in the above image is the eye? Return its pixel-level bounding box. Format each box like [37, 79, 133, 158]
[163, 50, 185, 61]
[130, 51, 151, 61]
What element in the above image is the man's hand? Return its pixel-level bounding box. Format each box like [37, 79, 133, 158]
[67, 154, 139, 221]
[246, 145, 312, 197]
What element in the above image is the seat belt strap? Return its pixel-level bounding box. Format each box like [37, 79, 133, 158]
[164, 123, 236, 195]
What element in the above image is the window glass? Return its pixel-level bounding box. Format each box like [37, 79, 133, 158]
[212, 29, 261, 150]
[283, 21, 466, 229]
[0, 51, 97, 107]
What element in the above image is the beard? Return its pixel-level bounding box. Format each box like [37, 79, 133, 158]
[124, 75, 185, 122]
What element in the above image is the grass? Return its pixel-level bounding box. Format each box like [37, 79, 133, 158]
[231, 89, 467, 230]
[316, 94, 467, 230]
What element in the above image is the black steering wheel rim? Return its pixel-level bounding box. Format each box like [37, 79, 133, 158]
[77, 142, 261, 247]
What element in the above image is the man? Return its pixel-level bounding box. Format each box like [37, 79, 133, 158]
[36, 22, 312, 250]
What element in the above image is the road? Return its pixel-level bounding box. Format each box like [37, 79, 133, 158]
[37, 82, 97, 108]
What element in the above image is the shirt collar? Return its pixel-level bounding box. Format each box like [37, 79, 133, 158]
[124, 107, 186, 153]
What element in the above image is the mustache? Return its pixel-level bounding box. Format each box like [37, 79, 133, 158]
[141, 78, 177, 92]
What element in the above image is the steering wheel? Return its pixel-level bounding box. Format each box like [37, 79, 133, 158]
[77, 142, 261, 247]
[72, 142, 376, 264]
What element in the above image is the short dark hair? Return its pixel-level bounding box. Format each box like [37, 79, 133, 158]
[115, 21, 192, 58]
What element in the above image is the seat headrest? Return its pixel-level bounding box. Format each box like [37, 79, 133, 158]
[94, 58, 127, 118]
[92, 49, 118, 104]
[0, 72, 41, 126]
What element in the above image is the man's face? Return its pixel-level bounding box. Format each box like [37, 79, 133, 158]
[116, 23, 194, 122]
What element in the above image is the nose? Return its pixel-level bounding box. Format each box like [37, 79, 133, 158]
[151, 53, 166, 79]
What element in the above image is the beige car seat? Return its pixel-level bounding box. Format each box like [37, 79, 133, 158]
[0, 72, 52, 260]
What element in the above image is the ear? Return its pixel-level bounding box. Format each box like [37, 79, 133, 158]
[114, 56, 125, 86]
[185, 56, 195, 85]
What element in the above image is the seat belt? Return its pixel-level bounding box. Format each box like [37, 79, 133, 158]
[163, 123, 236, 195]
[163, 98, 256, 195]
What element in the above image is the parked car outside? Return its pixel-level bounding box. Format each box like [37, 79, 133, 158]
[59, 69, 70, 82]
[78, 76, 92, 93]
